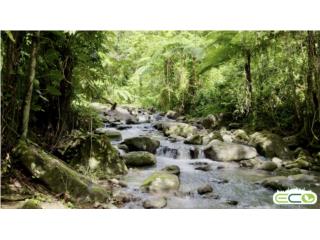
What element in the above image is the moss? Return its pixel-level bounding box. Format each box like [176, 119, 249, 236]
[141, 171, 180, 193]
[20, 199, 42, 209]
[123, 151, 156, 167]
[249, 131, 293, 159]
[56, 131, 128, 178]
[13, 140, 111, 203]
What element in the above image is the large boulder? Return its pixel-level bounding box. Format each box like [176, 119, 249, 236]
[141, 171, 180, 193]
[204, 140, 257, 161]
[55, 131, 128, 178]
[13, 140, 110, 202]
[154, 121, 197, 138]
[123, 136, 160, 153]
[94, 128, 122, 141]
[249, 131, 293, 159]
[123, 151, 156, 167]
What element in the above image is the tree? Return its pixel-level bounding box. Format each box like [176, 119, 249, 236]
[20, 31, 40, 138]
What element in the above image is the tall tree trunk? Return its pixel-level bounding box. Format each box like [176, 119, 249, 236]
[244, 50, 252, 116]
[20, 31, 40, 138]
[304, 31, 320, 142]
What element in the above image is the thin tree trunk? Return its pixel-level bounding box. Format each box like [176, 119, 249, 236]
[244, 50, 252, 116]
[20, 31, 40, 138]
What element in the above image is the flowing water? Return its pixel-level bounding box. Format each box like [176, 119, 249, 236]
[106, 115, 320, 209]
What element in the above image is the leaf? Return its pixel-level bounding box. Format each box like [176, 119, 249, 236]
[5, 31, 15, 43]
[47, 70, 63, 84]
[46, 86, 61, 96]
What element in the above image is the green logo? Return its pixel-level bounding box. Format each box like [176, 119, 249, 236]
[273, 189, 317, 205]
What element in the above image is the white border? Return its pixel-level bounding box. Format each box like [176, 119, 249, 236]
[0, 0, 320, 30]
[0, 209, 319, 240]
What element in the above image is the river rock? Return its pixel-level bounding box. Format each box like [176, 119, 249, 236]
[257, 161, 278, 171]
[116, 125, 132, 130]
[272, 157, 283, 168]
[184, 134, 203, 145]
[123, 151, 156, 167]
[226, 200, 238, 206]
[165, 110, 178, 119]
[197, 184, 213, 195]
[192, 162, 211, 172]
[232, 129, 249, 144]
[154, 121, 197, 138]
[141, 171, 180, 193]
[104, 107, 138, 123]
[118, 144, 129, 152]
[239, 158, 262, 168]
[249, 131, 293, 159]
[143, 197, 167, 209]
[202, 131, 223, 145]
[204, 140, 257, 162]
[284, 150, 312, 170]
[261, 174, 317, 191]
[162, 165, 180, 176]
[123, 136, 160, 153]
[201, 114, 218, 129]
[94, 128, 122, 141]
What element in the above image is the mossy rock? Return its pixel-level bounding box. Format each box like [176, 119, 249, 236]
[20, 199, 42, 209]
[55, 130, 127, 178]
[13, 140, 111, 202]
[257, 161, 278, 171]
[123, 151, 156, 167]
[123, 136, 160, 153]
[154, 122, 197, 139]
[143, 197, 167, 209]
[184, 134, 203, 145]
[249, 131, 293, 159]
[284, 151, 312, 170]
[232, 129, 249, 144]
[141, 171, 180, 193]
[261, 174, 317, 191]
[161, 165, 180, 176]
[94, 128, 122, 141]
[204, 140, 257, 161]
[202, 131, 223, 145]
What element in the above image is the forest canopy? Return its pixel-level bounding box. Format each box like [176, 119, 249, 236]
[2, 31, 319, 154]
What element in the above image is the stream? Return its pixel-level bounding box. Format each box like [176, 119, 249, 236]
[105, 113, 320, 209]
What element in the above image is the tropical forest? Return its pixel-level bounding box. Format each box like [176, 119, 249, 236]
[1, 31, 320, 209]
